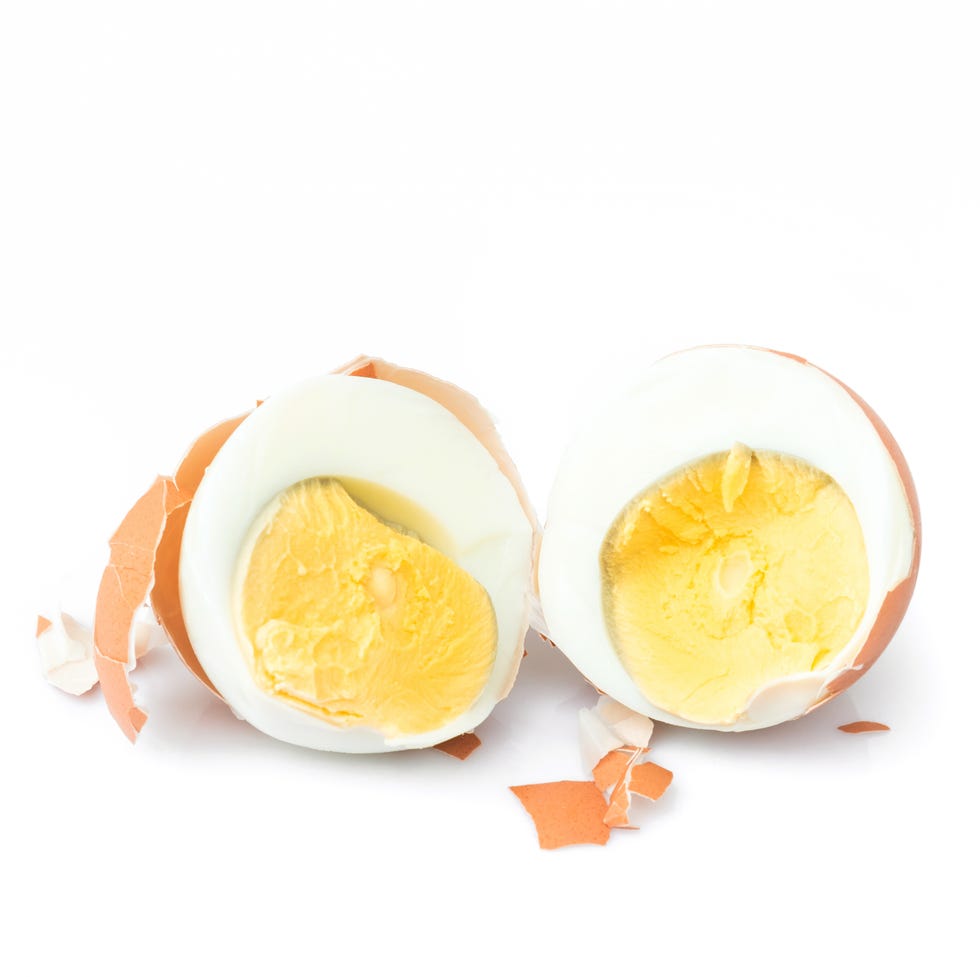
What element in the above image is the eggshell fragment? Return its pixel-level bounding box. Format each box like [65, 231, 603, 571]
[433, 732, 482, 760]
[579, 694, 654, 773]
[838, 721, 890, 734]
[742, 672, 829, 728]
[509, 782, 611, 849]
[591, 748, 634, 794]
[592, 749, 673, 827]
[36, 612, 99, 695]
[595, 695, 654, 751]
[579, 708, 626, 775]
[150, 413, 251, 695]
[592, 746, 645, 827]
[584, 690, 673, 831]
[603, 780, 634, 829]
[94, 476, 188, 741]
[629, 761, 673, 801]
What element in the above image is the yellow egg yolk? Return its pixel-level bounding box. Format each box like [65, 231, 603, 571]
[600, 444, 869, 726]
[236, 478, 497, 738]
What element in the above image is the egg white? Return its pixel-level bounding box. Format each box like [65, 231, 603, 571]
[538, 346, 916, 731]
[179, 374, 534, 752]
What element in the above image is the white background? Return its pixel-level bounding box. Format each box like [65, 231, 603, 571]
[1, 3, 976, 974]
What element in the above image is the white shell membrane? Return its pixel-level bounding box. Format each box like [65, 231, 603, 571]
[538, 347, 915, 731]
[180, 374, 533, 752]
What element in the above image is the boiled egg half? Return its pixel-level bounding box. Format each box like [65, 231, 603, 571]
[147, 358, 536, 752]
[538, 346, 920, 731]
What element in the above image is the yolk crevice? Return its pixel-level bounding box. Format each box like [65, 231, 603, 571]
[236, 478, 497, 737]
[600, 444, 869, 725]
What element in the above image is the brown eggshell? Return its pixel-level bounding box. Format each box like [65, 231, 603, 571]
[93, 476, 188, 741]
[603, 780, 634, 829]
[150, 413, 251, 695]
[509, 781, 611, 849]
[592, 749, 634, 794]
[591, 749, 673, 829]
[433, 732, 482, 760]
[592, 746, 648, 828]
[629, 761, 673, 801]
[838, 721, 890, 734]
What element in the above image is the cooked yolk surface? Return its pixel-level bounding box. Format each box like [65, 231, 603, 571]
[600, 445, 869, 726]
[236, 478, 497, 737]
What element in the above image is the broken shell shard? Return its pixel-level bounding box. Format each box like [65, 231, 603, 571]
[509, 781, 611, 849]
[433, 732, 482, 760]
[592, 747, 673, 828]
[93, 476, 188, 741]
[839, 721, 890, 734]
[38, 605, 163, 700]
[579, 693, 654, 773]
[591, 748, 635, 794]
[629, 761, 673, 801]
[36, 613, 98, 696]
[91, 357, 537, 751]
[539, 346, 920, 732]
[151, 412, 252, 696]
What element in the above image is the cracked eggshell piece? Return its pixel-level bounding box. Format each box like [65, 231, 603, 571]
[539, 346, 920, 732]
[510, 781, 612, 849]
[39, 605, 163, 701]
[36, 613, 99, 695]
[579, 693, 654, 773]
[839, 721, 890, 734]
[93, 476, 188, 741]
[136, 357, 537, 753]
[591, 747, 673, 828]
[433, 732, 482, 760]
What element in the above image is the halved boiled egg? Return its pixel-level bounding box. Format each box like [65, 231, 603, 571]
[94, 357, 537, 752]
[537, 346, 920, 731]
